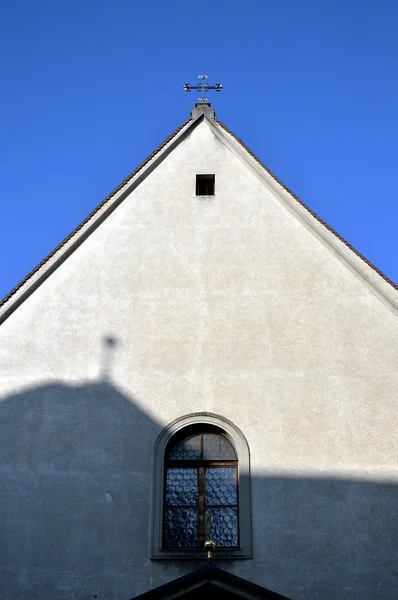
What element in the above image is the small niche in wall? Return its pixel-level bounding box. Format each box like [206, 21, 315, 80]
[196, 174, 215, 196]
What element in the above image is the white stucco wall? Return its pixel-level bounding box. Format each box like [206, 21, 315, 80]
[1, 118, 398, 599]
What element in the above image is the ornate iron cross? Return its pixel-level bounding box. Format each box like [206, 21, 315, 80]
[184, 75, 223, 102]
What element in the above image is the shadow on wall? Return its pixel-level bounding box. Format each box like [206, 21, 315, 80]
[0, 374, 397, 600]
[0, 377, 163, 600]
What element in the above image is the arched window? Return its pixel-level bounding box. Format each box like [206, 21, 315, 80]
[164, 426, 238, 549]
[151, 414, 252, 559]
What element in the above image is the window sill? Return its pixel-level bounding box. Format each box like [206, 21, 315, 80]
[151, 547, 252, 560]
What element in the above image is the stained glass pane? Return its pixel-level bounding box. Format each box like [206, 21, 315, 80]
[203, 433, 236, 460]
[167, 434, 201, 460]
[205, 467, 237, 506]
[164, 508, 198, 548]
[205, 507, 238, 547]
[166, 468, 197, 506]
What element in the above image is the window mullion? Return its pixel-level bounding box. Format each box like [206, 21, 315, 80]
[197, 466, 205, 547]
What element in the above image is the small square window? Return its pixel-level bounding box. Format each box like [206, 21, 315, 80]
[196, 174, 215, 196]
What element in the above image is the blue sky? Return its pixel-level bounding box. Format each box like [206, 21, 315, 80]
[1, 0, 397, 299]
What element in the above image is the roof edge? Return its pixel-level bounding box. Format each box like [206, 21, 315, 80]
[0, 115, 204, 324]
[131, 562, 291, 599]
[1, 111, 397, 323]
[209, 116, 398, 314]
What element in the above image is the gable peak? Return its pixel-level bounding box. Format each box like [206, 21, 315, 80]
[190, 102, 216, 120]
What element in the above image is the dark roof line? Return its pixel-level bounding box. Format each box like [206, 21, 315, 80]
[131, 561, 291, 599]
[0, 119, 190, 308]
[215, 118, 397, 291]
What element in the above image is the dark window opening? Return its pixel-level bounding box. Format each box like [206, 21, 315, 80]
[163, 426, 239, 550]
[196, 174, 215, 196]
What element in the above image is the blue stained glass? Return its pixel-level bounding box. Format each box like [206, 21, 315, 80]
[166, 468, 197, 506]
[205, 467, 237, 505]
[167, 434, 201, 460]
[164, 508, 198, 548]
[203, 433, 236, 460]
[205, 507, 238, 547]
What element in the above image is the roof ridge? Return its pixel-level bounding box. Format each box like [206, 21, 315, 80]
[0, 118, 190, 309]
[215, 118, 397, 291]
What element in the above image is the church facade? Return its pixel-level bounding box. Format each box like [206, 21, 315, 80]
[1, 103, 397, 599]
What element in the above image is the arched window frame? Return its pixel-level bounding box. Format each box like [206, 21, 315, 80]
[151, 413, 252, 559]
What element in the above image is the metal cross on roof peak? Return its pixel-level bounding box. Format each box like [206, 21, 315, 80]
[184, 75, 223, 102]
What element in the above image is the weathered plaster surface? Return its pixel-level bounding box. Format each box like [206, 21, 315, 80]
[1, 119, 398, 599]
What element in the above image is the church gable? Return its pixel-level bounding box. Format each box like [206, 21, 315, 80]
[1, 105, 397, 326]
[0, 106, 397, 392]
[1, 104, 398, 600]
[0, 104, 396, 392]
